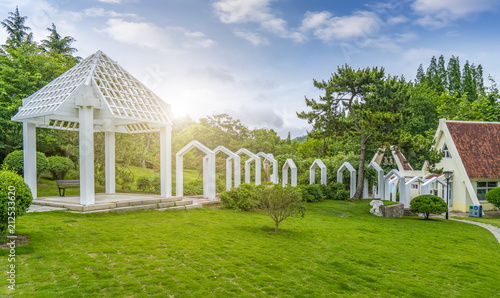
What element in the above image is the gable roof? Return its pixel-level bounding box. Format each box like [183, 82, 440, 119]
[12, 50, 171, 127]
[446, 121, 500, 179]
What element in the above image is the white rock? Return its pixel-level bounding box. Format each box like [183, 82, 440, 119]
[370, 200, 383, 217]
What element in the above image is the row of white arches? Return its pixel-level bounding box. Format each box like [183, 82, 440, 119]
[176, 141, 447, 206]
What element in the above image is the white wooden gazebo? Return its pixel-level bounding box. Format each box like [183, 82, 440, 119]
[11, 51, 173, 205]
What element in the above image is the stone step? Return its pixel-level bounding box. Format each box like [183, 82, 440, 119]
[113, 204, 159, 213]
[175, 200, 193, 206]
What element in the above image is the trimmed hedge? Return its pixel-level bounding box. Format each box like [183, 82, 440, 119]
[219, 183, 265, 211]
[0, 169, 33, 234]
[410, 195, 448, 220]
[485, 187, 500, 208]
[48, 156, 75, 180]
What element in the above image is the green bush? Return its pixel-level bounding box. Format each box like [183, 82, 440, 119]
[0, 169, 33, 234]
[299, 184, 325, 202]
[136, 175, 161, 194]
[326, 182, 350, 200]
[485, 187, 500, 208]
[410, 195, 448, 220]
[47, 156, 74, 180]
[117, 168, 134, 190]
[2, 150, 49, 178]
[219, 183, 265, 211]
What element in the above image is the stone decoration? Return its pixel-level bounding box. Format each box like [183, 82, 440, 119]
[370, 200, 383, 216]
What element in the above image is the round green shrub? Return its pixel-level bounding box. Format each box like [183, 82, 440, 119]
[485, 187, 500, 208]
[410, 195, 448, 220]
[0, 169, 33, 234]
[48, 156, 75, 180]
[2, 150, 49, 178]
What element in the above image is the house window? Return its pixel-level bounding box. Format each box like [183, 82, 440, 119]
[477, 182, 498, 201]
[412, 184, 418, 189]
[442, 143, 451, 158]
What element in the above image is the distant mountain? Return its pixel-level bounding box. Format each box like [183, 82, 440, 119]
[293, 135, 308, 143]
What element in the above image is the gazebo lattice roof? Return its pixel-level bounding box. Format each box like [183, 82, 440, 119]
[12, 50, 171, 133]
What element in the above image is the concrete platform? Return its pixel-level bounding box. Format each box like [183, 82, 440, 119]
[32, 193, 219, 213]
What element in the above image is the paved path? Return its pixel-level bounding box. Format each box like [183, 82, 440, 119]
[27, 204, 67, 213]
[450, 218, 500, 244]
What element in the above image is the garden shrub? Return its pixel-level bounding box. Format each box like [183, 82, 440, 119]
[327, 182, 350, 200]
[117, 168, 134, 190]
[485, 187, 500, 208]
[260, 184, 306, 232]
[136, 175, 161, 194]
[184, 180, 204, 196]
[299, 184, 325, 202]
[334, 189, 350, 201]
[0, 169, 33, 234]
[410, 195, 448, 220]
[2, 150, 49, 178]
[47, 156, 74, 180]
[219, 183, 265, 211]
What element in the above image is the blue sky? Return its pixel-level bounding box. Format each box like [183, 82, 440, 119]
[1, 0, 500, 137]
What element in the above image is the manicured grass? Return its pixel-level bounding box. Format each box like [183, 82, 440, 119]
[1, 200, 499, 296]
[455, 216, 500, 229]
[36, 168, 200, 197]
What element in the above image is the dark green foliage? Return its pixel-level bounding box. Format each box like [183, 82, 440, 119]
[329, 182, 350, 200]
[2, 150, 49, 178]
[47, 156, 74, 180]
[1, 6, 32, 47]
[410, 195, 448, 220]
[299, 184, 324, 202]
[219, 183, 265, 211]
[41, 23, 77, 55]
[136, 175, 161, 194]
[485, 188, 500, 208]
[260, 184, 306, 232]
[0, 168, 32, 234]
[117, 168, 134, 190]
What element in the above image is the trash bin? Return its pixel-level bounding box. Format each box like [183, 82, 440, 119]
[469, 204, 483, 217]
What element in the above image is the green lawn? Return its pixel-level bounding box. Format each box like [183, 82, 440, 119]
[36, 167, 201, 197]
[2, 200, 499, 296]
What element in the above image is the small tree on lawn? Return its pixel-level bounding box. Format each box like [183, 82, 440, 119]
[485, 188, 500, 208]
[410, 195, 448, 220]
[260, 184, 306, 232]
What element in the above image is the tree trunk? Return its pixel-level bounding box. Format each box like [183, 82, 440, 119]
[275, 221, 279, 233]
[354, 133, 367, 199]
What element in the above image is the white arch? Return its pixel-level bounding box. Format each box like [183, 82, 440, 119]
[203, 146, 240, 191]
[383, 169, 406, 203]
[282, 159, 297, 187]
[176, 141, 216, 200]
[421, 177, 446, 199]
[404, 176, 426, 208]
[337, 162, 356, 198]
[364, 161, 384, 198]
[256, 152, 278, 184]
[235, 148, 261, 185]
[310, 159, 327, 185]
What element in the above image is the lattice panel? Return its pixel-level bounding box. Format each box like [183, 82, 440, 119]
[44, 119, 79, 131]
[125, 123, 159, 133]
[13, 51, 171, 126]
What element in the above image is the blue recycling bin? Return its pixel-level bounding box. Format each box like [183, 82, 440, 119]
[469, 204, 483, 217]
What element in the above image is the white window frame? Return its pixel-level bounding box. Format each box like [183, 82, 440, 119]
[477, 182, 497, 201]
[442, 143, 451, 158]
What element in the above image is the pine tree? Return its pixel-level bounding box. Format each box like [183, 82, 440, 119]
[426, 56, 437, 87]
[41, 23, 77, 55]
[435, 55, 447, 93]
[447, 56, 461, 96]
[462, 60, 476, 101]
[416, 64, 425, 84]
[1, 6, 32, 47]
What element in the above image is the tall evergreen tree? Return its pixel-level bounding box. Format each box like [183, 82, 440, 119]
[1, 7, 32, 47]
[41, 23, 77, 55]
[462, 60, 476, 101]
[447, 56, 461, 96]
[416, 64, 424, 84]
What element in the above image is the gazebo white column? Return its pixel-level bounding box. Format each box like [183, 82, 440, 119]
[78, 105, 95, 205]
[160, 125, 172, 197]
[23, 122, 37, 199]
[105, 131, 115, 194]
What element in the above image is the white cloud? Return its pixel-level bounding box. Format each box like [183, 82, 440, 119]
[412, 0, 498, 27]
[234, 30, 269, 46]
[98, 0, 126, 3]
[212, 0, 305, 43]
[301, 11, 381, 41]
[98, 19, 215, 51]
[83, 7, 140, 19]
[388, 16, 408, 25]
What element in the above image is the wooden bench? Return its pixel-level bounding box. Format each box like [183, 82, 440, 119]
[56, 180, 80, 197]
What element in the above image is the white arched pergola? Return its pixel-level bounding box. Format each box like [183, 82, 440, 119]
[363, 161, 384, 198]
[11, 51, 173, 205]
[176, 141, 216, 200]
[256, 152, 278, 184]
[203, 146, 240, 191]
[421, 177, 446, 198]
[383, 169, 406, 203]
[235, 148, 261, 185]
[282, 159, 297, 187]
[310, 159, 327, 185]
[404, 176, 426, 207]
[337, 162, 356, 198]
